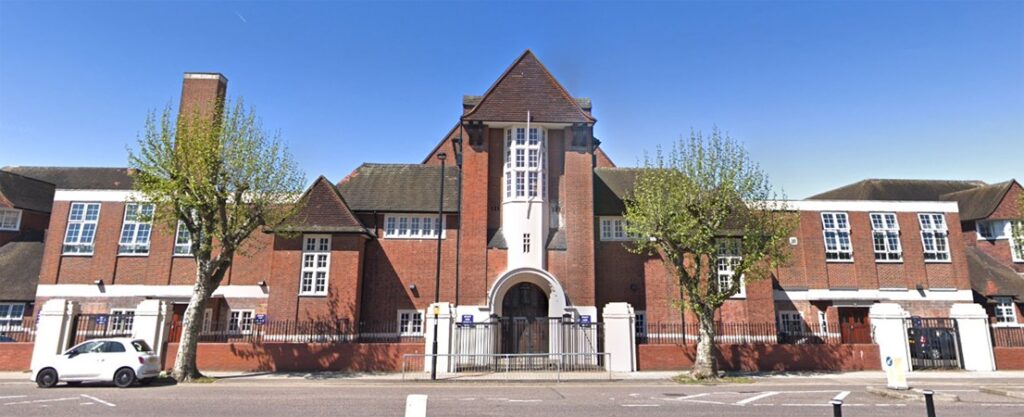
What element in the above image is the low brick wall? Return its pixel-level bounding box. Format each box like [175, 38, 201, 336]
[638, 343, 880, 372]
[0, 343, 33, 371]
[164, 342, 424, 372]
[994, 347, 1024, 370]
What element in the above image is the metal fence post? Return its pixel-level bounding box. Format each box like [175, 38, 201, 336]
[830, 399, 842, 417]
[923, 389, 936, 417]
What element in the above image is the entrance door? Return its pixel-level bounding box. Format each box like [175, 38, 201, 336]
[906, 318, 962, 369]
[839, 308, 872, 344]
[500, 283, 549, 354]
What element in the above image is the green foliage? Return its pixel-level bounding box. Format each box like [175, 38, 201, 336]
[1014, 191, 1024, 260]
[624, 128, 797, 315]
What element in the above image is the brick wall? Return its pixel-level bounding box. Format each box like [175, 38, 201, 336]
[637, 343, 880, 372]
[163, 342, 422, 372]
[994, 347, 1024, 370]
[267, 235, 365, 322]
[0, 343, 33, 371]
[0, 209, 49, 246]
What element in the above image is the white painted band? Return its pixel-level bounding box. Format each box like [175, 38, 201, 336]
[54, 190, 138, 202]
[36, 284, 268, 299]
[768, 200, 959, 213]
[775, 288, 973, 302]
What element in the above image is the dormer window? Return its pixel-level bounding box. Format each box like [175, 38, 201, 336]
[504, 127, 545, 201]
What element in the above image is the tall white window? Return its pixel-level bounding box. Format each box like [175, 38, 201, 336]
[63, 202, 101, 255]
[109, 309, 135, 332]
[118, 203, 154, 255]
[1013, 222, 1024, 263]
[870, 213, 902, 261]
[995, 297, 1017, 325]
[383, 214, 443, 239]
[821, 212, 853, 261]
[174, 221, 193, 256]
[600, 216, 635, 241]
[0, 303, 25, 328]
[716, 239, 745, 297]
[228, 310, 255, 334]
[299, 235, 330, 296]
[0, 208, 21, 231]
[523, 233, 531, 253]
[919, 213, 950, 261]
[817, 311, 829, 334]
[398, 310, 424, 335]
[504, 127, 545, 200]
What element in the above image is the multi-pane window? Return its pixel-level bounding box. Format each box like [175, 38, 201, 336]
[398, 310, 424, 335]
[523, 233, 531, 253]
[0, 303, 26, 328]
[995, 297, 1017, 324]
[109, 309, 135, 332]
[299, 235, 330, 296]
[0, 208, 21, 231]
[63, 202, 101, 255]
[504, 127, 545, 200]
[919, 213, 950, 261]
[817, 311, 829, 334]
[777, 311, 803, 334]
[600, 216, 635, 241]
[716, 239, 745, 297]
[228, 310, 255, 333]
[118, 203, 155, 255]
[383, 214, 443, 239]
[635, 310, 647, 338]
[870, 213, 902, 261]
[174, 221, 193, 256]
[821, 212, 853, 261]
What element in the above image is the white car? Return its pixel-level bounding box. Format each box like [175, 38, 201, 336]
[33, 338, 161, 388]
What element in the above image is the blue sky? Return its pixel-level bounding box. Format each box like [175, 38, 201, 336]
[1, 1, 1021, 198]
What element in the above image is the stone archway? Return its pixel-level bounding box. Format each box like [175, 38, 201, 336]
[487, 267, 569, 318]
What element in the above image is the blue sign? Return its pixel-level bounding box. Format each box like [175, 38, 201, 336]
[579, 315, 592, 328]
[885, 356, 893, 367]
[254, 314, 267, 325]
[95, 316, 108, 325]
[911, 316, 922, 328]
[461, 315, 474, 325]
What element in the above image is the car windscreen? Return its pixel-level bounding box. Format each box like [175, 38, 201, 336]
[131, 340, 152, 352]
[67, 340, 101, 354]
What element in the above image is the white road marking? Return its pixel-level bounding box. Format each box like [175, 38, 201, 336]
[736, 391, 779, 405]
[833, 391, 851, 401]
[80, 402, 94, 405]
[458, 398, 476, 401]
[663, 393, 710, 401]
[0, 396, 27, 400]
[80, 394, 115, 407]
[508, 399, 541, 403]
[622, 404, 659, 407]
[5, 397, 79, 406]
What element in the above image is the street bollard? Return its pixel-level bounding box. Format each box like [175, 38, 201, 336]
[922, 389, 936, 417]
[830, 399, 842, 417]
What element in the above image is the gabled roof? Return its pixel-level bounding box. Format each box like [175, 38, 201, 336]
[940, 180, 1019, 221]
[807, 179, 986, 201]
[594, 167, 640, 215]
[966, 247, 1024, 300]
[462, 50, 595, 124]
[276, 176, 368, 234]
[0, 241, 44, 302]
[337, 164, 460, 213]
[2, 166, 134, 190]
[0, 170, 56, 213]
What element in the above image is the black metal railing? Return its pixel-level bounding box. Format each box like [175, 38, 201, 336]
[992, 325, 1024, 347]
[637, 321, 843, 345]
[168, 319, 424, 344]
[69, 314, 133, 346]
[0, 319, 35, 343]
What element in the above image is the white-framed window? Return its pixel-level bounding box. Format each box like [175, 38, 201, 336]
[870, 213, 902, 262]
[109, 309, 135, 332]
[777, 311, 804, 334]
[504, 126, 545, 200]
[635, 310, 647, 338]
[63, 202, 101, 255]
[599, 216, 636, 241]
[0, 208, 22, 231]
[299, 235, 330, 296]
[919, 213, 950, 262]
[383, 214, 444, 239]
[1013, 221, 1024, 263]
[118, 203, 154, 255]
[228, 310, 255, 334]
[174, 221, 193, 256]
[398, 310, 424, 335]
[201, 308, 213, 332]
[821, 212, 853, 261]
[716, 239, 745, 297]
[523, 233, 531, 253]
[817, 310, 829, 334]
[0, 303, 26, 328]
[995, 297, 1017, 325]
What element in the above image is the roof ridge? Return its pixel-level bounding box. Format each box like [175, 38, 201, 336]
[0, 170, 57, 187]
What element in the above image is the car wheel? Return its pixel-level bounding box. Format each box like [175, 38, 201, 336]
[36, 368, 58, 388]
[114, 368, 136, 388]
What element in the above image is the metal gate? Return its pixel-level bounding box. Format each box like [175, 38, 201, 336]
[451, 316, 604, 371]
[68, 313, 134, 347]
[905, 317, 962, 370]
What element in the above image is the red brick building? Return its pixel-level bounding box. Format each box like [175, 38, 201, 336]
[0, 170, 55, 327]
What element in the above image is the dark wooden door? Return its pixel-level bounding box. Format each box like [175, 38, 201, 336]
[839, 308, 872, 344]
[500, 283, 549, 354]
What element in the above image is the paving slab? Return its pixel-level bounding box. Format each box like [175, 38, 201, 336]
[866, 386, 959, 402]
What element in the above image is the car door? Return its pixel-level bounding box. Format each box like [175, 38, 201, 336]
[58, 341, 101, 379]
[95, 341, 128, 379]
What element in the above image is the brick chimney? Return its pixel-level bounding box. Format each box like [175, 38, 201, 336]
[179, 72, 228, 121]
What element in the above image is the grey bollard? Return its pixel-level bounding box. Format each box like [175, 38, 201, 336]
[922, 389, 936, 417]
[830, 399, 842, 417]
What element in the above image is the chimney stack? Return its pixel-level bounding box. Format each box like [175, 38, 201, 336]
[179, 72, 228, 121]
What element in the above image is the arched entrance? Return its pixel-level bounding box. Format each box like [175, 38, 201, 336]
[500, 283, 550, 353]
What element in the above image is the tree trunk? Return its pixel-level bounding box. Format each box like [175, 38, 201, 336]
[691, 310, 719, 380]
[171, 269, 216, 382]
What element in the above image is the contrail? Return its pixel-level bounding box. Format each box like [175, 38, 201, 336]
[235, 12, 247, 23]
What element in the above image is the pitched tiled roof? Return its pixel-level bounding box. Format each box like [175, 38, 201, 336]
[337, 164, 459, 213]
[940, 180, 1018, 221]
[0, 170, 55, 213]
[462, 50, 595, 124]
[594, 167, 640, 215]
[0, 241, 44, 302]
[807, 179, 985, 201]
[275, 176, 369, 234]
[2, 166, 134, 190]
[966, 247, 1024, 299]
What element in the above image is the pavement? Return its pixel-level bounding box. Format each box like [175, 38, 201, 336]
[2, 371, 1024, 416]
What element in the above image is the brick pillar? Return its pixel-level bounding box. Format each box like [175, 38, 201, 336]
[179, 73, 228, 120]
[869, 303, 911, 373]
[602, 302, 637, 372]
[31, 299, 79, 371]
[132, 299, 172, 359]
[562, 126, 596, 306]
[950, 303, 995, 371]
[457, 128, 492, 305]
[423, 302, 454, 374]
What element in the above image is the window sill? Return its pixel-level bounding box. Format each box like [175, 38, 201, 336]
[924, 260, 952, 264]
[993, 323, 1021, 328]
[382, 236, 446, 240]
[298, 294, 328, 297]
[874, 260, 904, 264]
[117, 253, 150, 257]
[61, 253, 94, 257]
[172, 254, 195, 258]
[825, 259, 855, 263]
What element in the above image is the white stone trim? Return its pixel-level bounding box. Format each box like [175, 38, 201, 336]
[36, 284, 268, 299]
[54, 190, 138, 202]
[768, 200, 959, 213]
[775, 288, 973, 302]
